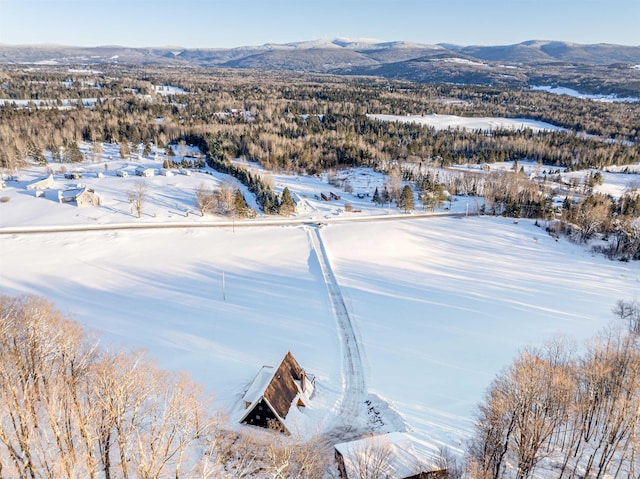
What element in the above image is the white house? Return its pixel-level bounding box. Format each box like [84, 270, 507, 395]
[58, 187, 99, 207]
[26, 174, 54, 190]
[116, 170, 129, 177]
[135, 166, 155, 177]
[159, 168, 173, 177]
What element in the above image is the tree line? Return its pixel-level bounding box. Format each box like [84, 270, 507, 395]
[467, 300, 640, 479]
[2, 66, 639, 177]
[392, 162, 640, 261]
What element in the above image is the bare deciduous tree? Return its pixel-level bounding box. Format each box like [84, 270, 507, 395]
[0, 294, 220, 479]
[214, 183, 235, 216]
[128, 181, 147, 218]
[340, 436, 395, 479]
[265, 432, 328, 479]
[468, 319, 640, 479]
[195, 183, 217, 216]
[613, 298, 640, 334]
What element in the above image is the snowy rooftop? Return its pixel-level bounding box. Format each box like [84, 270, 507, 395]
[238, 352, 315, 433]
[242, 365, 275, 406]
[58, 187, 87, 199]
[335, 432, 442, 479]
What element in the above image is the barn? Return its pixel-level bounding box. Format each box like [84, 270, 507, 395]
[239, 352, 314, 434]
[334, 432, 448, 479]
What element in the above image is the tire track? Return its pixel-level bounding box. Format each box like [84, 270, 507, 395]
[308, 226, 367, 439]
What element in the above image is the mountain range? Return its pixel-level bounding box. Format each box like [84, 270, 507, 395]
[2, 38, 639, 95]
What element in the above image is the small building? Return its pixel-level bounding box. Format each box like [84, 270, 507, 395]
[334, 433, 448, 479]
[178, 168, 191, 176]
[135, 166, 155, 177]
[320, 192, 331, 201]
[159, 168, 173, 177]
[64, 172, 82, 180]
[116, 170, 129, 177]
[26, 174, 54, 190]
[330, 191, 341, 200]
[58, 187, 99, 207]
[239, 352, 314, 434]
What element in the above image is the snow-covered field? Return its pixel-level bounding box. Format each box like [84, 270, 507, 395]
[530, 85, 640, 103]
[368, 114, 564, 132]
[2, 147, 640, 459]
[1, 217, 637, 453]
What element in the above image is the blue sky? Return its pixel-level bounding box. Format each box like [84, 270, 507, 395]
[1, 0, 638, 47]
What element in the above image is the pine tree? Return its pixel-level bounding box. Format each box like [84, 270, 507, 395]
[234, 189, 247, 218]
[280, 187, 295, 216]
[398, 185, 415, 212]
[372, 187, 381, 205]
[381, 187, 390, 205]
[64, 142, 84, 163]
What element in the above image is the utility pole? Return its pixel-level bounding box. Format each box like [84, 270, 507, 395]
[222, 272, 226, 301]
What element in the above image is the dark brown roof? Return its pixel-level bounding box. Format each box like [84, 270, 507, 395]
[263, 351, 304, 419]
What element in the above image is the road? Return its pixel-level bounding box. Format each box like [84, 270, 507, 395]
[308, 226, 368, 440]
[0, 210, 466, 235]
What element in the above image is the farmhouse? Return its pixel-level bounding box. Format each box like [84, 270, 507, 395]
[26, 174, 54, 190]
[334, 432, 448, 479]
[116, 170, 128, 177]
[58, 187, 99, 207]
[135, 166, 155, 177]
[239, 352, 314, 434]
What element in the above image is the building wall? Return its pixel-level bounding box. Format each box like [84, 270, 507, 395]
[241, 398, 282, 431]
[334, 450, 348, 479]
[77, 192, 98, 207]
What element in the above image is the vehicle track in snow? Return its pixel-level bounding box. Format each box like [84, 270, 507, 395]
[308, 226, 367, 440]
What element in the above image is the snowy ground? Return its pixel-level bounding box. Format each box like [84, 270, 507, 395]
[2, 216, 638, 458]
[2, 146, 640, 460]
[367, 114, 564, 132]
[530, 85, 640, 103]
